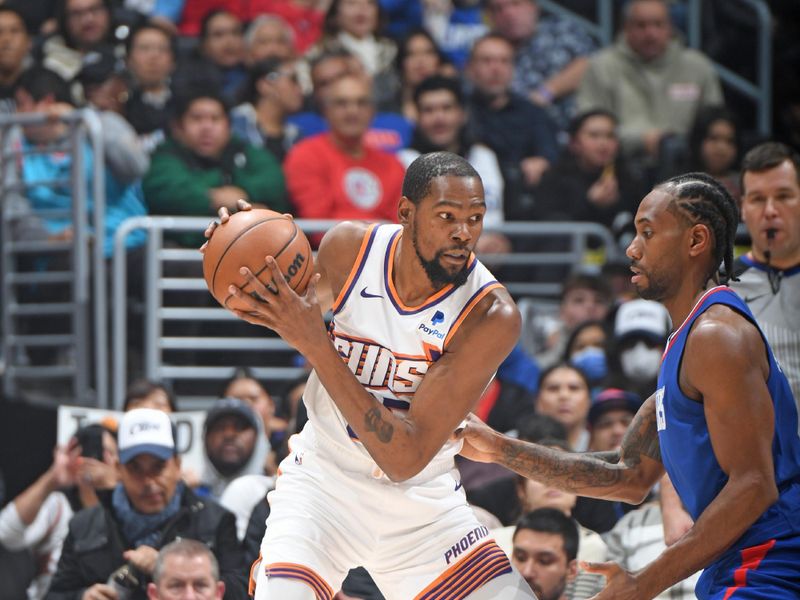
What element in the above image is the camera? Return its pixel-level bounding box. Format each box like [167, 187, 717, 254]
[107, 564, 140, 600]
[74, 424, 105, 461]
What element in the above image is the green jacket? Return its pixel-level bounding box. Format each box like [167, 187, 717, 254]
[143, 136, 288, 245]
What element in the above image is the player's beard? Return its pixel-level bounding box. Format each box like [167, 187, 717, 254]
[633, 264, 671, 302]
[412, 227, 470, 288]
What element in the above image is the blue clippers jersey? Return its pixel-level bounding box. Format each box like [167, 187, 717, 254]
[656, 286, 800, 548]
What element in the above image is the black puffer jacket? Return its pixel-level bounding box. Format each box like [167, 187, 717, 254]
[45, 487, 248, 600]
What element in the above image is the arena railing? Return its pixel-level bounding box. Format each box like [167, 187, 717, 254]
[111, 217, 619, 410]
[685, 0, 772, 135]
[537, 0, 615, 45]
[0, 109, 107, 406]
[539, 0, 772, 135]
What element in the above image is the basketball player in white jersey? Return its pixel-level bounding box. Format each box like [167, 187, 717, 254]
[204, 152, 536, 599]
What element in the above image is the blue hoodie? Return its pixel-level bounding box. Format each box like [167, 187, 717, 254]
[21, 138, 146, 257]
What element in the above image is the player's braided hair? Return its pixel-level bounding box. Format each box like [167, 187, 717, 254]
[402, 151, 481, 205]
[658, 172, 739, 284]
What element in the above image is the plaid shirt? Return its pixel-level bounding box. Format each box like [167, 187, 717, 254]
[511, 15, 597, 131]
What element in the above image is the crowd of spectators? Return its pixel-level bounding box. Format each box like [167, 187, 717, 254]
[4, 0, 788, 256]
[1, 0, 799, 599]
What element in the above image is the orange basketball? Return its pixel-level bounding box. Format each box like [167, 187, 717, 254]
[202, 209, 313, 310]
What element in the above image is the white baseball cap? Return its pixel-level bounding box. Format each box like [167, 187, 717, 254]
[614, 299, 671, 342]
[118, 408, 175, 464]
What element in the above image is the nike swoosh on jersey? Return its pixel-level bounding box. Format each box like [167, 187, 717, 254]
[454, 480, 463, 491]
[360, 287, 383, 299]
[743, 293, 772, 303]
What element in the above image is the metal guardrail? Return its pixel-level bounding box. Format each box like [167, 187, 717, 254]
[538, 0, 615, 46]
[0, 109, 107, 405]
[111, 216, 338, 410]
[685, 0, 772, 135]
[541, 0, 772, 136]
[111, 216, 619, 409]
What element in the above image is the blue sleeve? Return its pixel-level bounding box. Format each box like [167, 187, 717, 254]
[287, 112, 328, 140]
[379, 0, 422, 37]
[497, 344, 541, 395]
[153, 0, 185, 22]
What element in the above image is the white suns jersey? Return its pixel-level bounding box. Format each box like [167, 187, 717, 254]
[303, 223, 504, 482]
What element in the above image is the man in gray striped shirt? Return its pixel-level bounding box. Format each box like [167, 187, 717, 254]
[732, 142, 800, 414]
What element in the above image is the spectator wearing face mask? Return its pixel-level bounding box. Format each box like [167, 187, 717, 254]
[519, 272, 613, 370]
[563, 319, 611, 393]
[606, 299, 671, 400]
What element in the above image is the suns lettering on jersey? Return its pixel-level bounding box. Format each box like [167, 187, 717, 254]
[332, 331, 436, 396]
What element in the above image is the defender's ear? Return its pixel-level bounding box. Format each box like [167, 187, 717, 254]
[688, 222, 712, 258]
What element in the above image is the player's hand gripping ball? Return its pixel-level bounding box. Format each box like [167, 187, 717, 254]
[202, 208, 313, 311]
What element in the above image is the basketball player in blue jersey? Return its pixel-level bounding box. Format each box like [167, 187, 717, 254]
[459, 172, 800, 599]
[204, 152, 535, 599]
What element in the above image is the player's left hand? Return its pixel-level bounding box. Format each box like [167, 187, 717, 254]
[228, 257, 327, 354]
[583, 561, 644, 600]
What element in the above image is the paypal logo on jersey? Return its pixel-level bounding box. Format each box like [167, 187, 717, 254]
[419, 323, 445, 339]
[419, 311, 446, 338]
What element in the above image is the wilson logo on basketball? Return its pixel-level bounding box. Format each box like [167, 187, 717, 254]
[284, 252, 306, 282]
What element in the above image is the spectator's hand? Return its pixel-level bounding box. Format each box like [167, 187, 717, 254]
[200, 199, 252, 253]
[642, 129, 663, 158]
[660, 472, 694, 545]
[587, 172, 619, 208]
[81, 583, 119, 600]
[45, 102, 74, 121]
[520, 157, 550, 187]
[40, 18, 58, 36]
[78, 457, 118, 490]
[475, 232, 511, 255]
[48, 227, 74, 243]
[530, 85, 554, 107]
[209, 186, 250, 212]
[50, 439, 82, 489]
[181, 466, 201, 488]
[454, 413, 501, 463]
[661, 496, 694, 546]
[662, 505, 693, 546]
[123, 545, 159, 576]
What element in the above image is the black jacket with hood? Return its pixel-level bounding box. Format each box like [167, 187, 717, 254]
[45, 486, 248, 600]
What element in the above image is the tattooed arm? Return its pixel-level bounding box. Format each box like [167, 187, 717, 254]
[458, 397, 663, 504]
[581, 450, 622, 464]
[581, 306, 783, 600]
